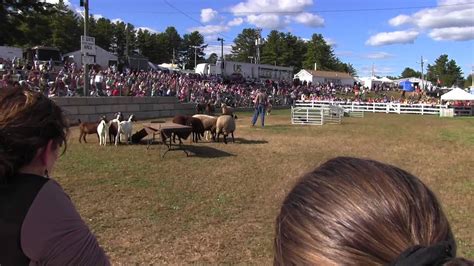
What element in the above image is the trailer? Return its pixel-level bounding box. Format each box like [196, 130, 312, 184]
[196, 60, 293, 82]
[0, 46, 23, 61]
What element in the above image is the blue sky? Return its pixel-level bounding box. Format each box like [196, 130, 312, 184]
[59, 0, 473, 78]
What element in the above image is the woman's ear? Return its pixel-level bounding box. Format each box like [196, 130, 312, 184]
[40, 140, 58, 169]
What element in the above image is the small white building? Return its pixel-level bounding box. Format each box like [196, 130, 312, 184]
[294, 69, 354, 85]
[64, 46, 118, 69]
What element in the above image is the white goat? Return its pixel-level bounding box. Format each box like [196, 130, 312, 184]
[115, 114, 135, 145]
[97, 117, 109, 146]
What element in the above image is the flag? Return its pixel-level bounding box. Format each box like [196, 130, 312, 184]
[437, 77, 442, 85]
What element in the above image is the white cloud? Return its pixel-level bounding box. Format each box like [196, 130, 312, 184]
[229, 0, 323, 29]
[204, 44, 233, 57]
[111, 18, 124, 24]
[429, 26, 474, 41]
[324, 37, 336, 47]
[188, 25, 230, 37]
[43, 0, 72, 5]
[228, 17, 244, 27]
[366, 30, 420, 46]
[389, 15, 411, 27]
[136, 27, 159, 34]
[365, 52, 394, 59]
[292, 12, 324, 27]
[246, 14, 288, 29]
[386, 0, 474, 41]
[92, 14, 103, 20]
[201, 8, 218, 23]
[230, 0, 313, 15]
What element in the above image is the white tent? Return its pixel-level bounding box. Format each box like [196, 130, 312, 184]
[380, 77, 394, 83]
[441, 88, 474, 101]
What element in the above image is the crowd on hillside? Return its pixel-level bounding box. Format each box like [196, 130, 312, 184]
[0, 59, 460, 107]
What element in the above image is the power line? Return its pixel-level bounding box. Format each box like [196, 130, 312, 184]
[132, 2, 474, 15]
[162, 0, 231, 40]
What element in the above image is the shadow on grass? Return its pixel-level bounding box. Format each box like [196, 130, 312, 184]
[182, 145, 235, 158]
[232, 138, 268, 145]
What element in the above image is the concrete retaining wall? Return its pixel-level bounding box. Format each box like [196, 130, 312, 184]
[53, 97, 195, 123]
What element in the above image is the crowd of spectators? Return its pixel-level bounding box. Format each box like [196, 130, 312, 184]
[0, 58, 463, 108]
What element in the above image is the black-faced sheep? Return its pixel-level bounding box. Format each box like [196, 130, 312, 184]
[172, 115, 205, 143]
[192, 114, 217, 141]
[214, 115, 236, 144]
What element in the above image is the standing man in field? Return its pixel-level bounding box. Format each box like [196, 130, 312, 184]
[251, 88, 268, 127]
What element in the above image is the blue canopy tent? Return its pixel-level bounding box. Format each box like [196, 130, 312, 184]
[400, 80, 414, 91]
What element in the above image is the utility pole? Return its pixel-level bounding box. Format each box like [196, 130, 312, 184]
[217, 37, 224, 60]
[191, 45, 199, 69]
[420, 56, 424, 90]
[172, 48, 175, 65]
[417, 56, 428, 90]
[82, 0, 89, 96]
[255, 28, 262, 65]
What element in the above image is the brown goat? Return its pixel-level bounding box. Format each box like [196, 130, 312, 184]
[78, 119, 99, 143]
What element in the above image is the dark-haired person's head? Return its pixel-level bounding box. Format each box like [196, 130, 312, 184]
[0, 87, 68, 181]
[275, 157, 471, 265]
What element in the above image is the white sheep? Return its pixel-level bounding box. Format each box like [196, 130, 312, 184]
[192, 114, 217, 141]
[214, 115, 236, 144]
[115, 114, 135, 146]
[97, 117, 108, 146]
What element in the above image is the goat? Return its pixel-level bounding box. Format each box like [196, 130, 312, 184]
[97, 116, 109, 146]
[109, 112, 123, 143]
[115, 114, 136, 146]
[78, 119, 99, 143]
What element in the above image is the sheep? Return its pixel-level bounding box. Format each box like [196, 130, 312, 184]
[192, 114, 217, 141]
[214, 115, 236, 144]
[115, 114, 136, 146]
[78, 119, 99, 143]
[97, 116, 109, 146]
[172, 115, 205, 143]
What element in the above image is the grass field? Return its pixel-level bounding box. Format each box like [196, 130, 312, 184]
[54, 110, 474, 264]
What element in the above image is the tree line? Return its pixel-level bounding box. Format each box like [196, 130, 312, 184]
[1, 0, 357, 75]
[387, 54, 467, 88]
[2, 0, 470, 87]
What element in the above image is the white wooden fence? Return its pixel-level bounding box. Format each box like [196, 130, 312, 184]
[294, 101, 442, 115]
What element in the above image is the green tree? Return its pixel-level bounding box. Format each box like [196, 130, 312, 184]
[181, 31, 205, 69]
[136, 29, 154, 59]
[401, 67, 421, 78]
[207, 53, 218, 64]
[426, 54, 464, 87]
[465, 74, 473, 88]
[90, 17, 115, 51]
[261, 30, 281, 66]
[0, 0, 53, 45]
[303, 34, 338, 71]
[49, 0, 81, 53]
[164, 27, 182, 63]
[230, 28, 258, 62]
